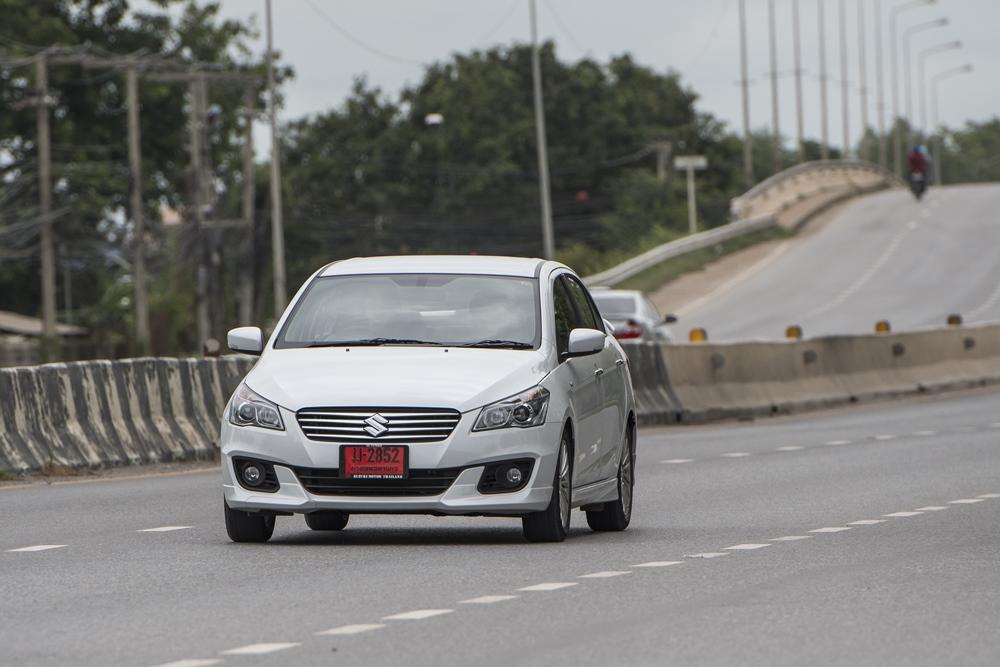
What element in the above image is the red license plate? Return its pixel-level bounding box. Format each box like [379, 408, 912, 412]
[341, 445, 408, 479]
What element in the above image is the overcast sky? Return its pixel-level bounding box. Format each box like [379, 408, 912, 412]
[211, 0, 996, 155]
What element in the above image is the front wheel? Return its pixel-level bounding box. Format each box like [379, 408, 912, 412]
[224, 500, 275, 543]
[522, 434, 572, 543]
[586, 426, 634, 532]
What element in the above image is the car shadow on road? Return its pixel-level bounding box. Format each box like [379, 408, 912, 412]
[264, 525, 628, 547]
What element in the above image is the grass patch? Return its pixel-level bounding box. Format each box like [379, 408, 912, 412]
[0, 470, 16, 481]
[616, 226, 791, 294]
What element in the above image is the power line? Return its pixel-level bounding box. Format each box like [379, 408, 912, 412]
[302, 0, 424, 66]
[541, 0, 587, 55]
[474, 0, 522, 46]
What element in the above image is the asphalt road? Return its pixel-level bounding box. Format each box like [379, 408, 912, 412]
[678, 184, 1000, 341]
[3, 388, 999, 667]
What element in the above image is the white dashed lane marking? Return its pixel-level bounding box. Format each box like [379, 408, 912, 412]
[809, 527, 851, 533]
[913, 430, 937, 437]
[721, 452, 751, 458]
[990, 423, 1000, 429]
[776, 446, 804, 451]
[948, 498, 985, 504]
[6, 544, 66, 553]
[848, 519, 887, 525]
[518, 582, 577, 592]
[685, 552, 730, 559]
[460, 595, 518, 604]
[771, 536, 812, 542]
[978, 493, 1000, 499]
[873, 435, 895, 441]
[220, 643, 299, 656]
[137, 526, 192, 533]
[633, 561, 684, 568]
[725, 543, 771, 550]
[316, 624, 386, 636]
[661, 459, 693, 464]
[825, 440, 851, 446]
[383, 609, 454, 620]
[884, 511, 923, 517]
[580, 571, 631, 578]
[916, 506, 949, 511]
[151, 660, 221, 667]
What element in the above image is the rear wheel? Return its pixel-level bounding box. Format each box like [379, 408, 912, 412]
[305, 511, 350, 531]
[522, 433, 572, 543]
[586, 426, 634, 532]
[224, 500, 275, 543]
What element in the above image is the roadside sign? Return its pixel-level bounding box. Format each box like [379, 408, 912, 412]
[674, 155, 708, 170]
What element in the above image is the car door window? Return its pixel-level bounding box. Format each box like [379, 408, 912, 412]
[552, 278, 574, 357]
[642, 297, 662, 322]
[563, 277, 604, 332]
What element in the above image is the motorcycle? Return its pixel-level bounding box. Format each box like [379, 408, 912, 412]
[909, 171, 927, 201]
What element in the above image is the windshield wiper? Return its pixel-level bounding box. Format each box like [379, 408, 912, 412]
[461, 339, 534, 349]
[307, 338, 444, 348]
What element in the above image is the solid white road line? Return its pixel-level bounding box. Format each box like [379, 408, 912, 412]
[915, 506, 949, 511]
[948, 498, 985, 504]
[824, 440, 852, 446]
[725, 544, 771, 550]
[150, 660, 222, 667]
[317, 624, 386, 636]
[580, 571, 631, 578]
[977, 493, 1000, 499]
[137, 526, 192, 533]
[913, 430, 937, 437]
[632, 561, 684, 568]
[883, 511, 923, 517]
[721, 452, 751, 458]
[383, 609, 454, 620]
[873, 435, 895, 441]
[220, 643, 299, 656]
[809, 527, 851, 533]
[990, 423, 1000, 429]
[460, 595, 518, 604]
[661, 459, 694, 464]
[848, 520, 887, 525]
[771, 536, 812, 541]
[776, 446, 804, 451]
[6, 544, 66, 553]
[517, 582, 578, 592]
[685, 552, 730, 559]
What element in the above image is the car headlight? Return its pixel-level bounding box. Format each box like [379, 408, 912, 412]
[473, 386, 549, 431]
[228, 382, 284, 431]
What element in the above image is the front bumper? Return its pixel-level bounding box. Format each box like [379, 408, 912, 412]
[221, 408, 560, 516]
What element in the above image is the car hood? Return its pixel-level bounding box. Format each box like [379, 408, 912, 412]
[245, 346, 553, 413]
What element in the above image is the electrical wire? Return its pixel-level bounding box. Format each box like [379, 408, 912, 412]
[473, 0, 522, 46]
[302, 0, 424, 67]
[541, 0, 587, 56]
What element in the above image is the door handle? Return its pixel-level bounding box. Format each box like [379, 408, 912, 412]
[615, 358, 625, 367]
[594, 368, 605, 378]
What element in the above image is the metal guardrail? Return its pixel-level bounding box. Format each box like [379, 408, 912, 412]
[582, 214, 777, 287]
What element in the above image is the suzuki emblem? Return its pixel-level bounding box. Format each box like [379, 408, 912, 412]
[363, 413, 389, 437]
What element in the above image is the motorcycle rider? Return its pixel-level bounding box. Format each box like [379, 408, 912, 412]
[908, 144, 931, 200]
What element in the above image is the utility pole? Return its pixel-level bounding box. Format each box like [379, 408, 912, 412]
[35, 55, 58, 359]
[188, 77, 210, 347]
[793, 0, 806, 162]
[654, 141, 672, 182]
[739, 0, 754, 185]
[818, 0, 830, 160]
[858, 0, 870, 161]
[529, 0, 555, 260]
[875, 0, 887, 169]
[125, 65, 150, 354]
[240, 86, 256, 325]
[768, 0, 782, 172]
[839, 0, 851, 157]
[266, 0, 288, 316]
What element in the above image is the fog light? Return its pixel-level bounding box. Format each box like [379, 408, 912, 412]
[505, 466, 523, 485]
[242, 463, 263, 487]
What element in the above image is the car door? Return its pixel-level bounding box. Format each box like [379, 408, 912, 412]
[552, 274, 606, 488]
[562, 275, 625, 485]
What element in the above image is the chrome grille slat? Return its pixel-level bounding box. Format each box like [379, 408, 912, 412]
[296, 407, 461, 444]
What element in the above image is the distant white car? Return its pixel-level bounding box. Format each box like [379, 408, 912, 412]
[222, 256, 637, 543]
[591, 289, 677, 343]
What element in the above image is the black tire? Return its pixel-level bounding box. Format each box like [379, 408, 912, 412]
[522, 433, 572, 543]
[304, 511, 350, 531]
[224, 500, 275, 543]
[586, 425, 635, 532]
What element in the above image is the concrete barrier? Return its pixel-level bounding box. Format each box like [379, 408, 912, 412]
[0, 356, 253, 472]
[625, 323, 1000, 425]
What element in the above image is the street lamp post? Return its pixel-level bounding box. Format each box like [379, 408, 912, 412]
[889, 0, 935, 177]
[875, 0, 887, 169]
[858, 0, 870, 161]
[265, 0, 287, 319]
[902, 18, 948, 147]
[739, 0, 754, 185]
[839, 0, 850, 157]
[793, 0, 806, 162]
[529, 0, 555, 260]
[918, 40, 961, 133]
[769, 0, 782, 172]
[930, 64, 973, 184]
[818, 0, 830, 160]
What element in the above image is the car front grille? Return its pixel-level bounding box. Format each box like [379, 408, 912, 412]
[294, 467, 463, 497]
[295, 407, 462, 443]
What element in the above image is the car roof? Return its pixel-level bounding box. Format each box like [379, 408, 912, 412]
[319, 255, 551, 278]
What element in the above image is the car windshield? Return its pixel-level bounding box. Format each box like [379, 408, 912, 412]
[276, 273, 540, 349]
[592, 294, 637, 318]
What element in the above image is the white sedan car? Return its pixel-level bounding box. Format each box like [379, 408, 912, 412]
[222, 256, 637, 543]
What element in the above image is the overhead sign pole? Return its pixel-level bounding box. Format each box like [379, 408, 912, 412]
[674, 155, 708, 235]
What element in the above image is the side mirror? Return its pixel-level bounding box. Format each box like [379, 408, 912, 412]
[227, 326, 264, 355]
[664, 314, 678, 324]
[602, 318, 616, 334]
[566, 328, 606, 357]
